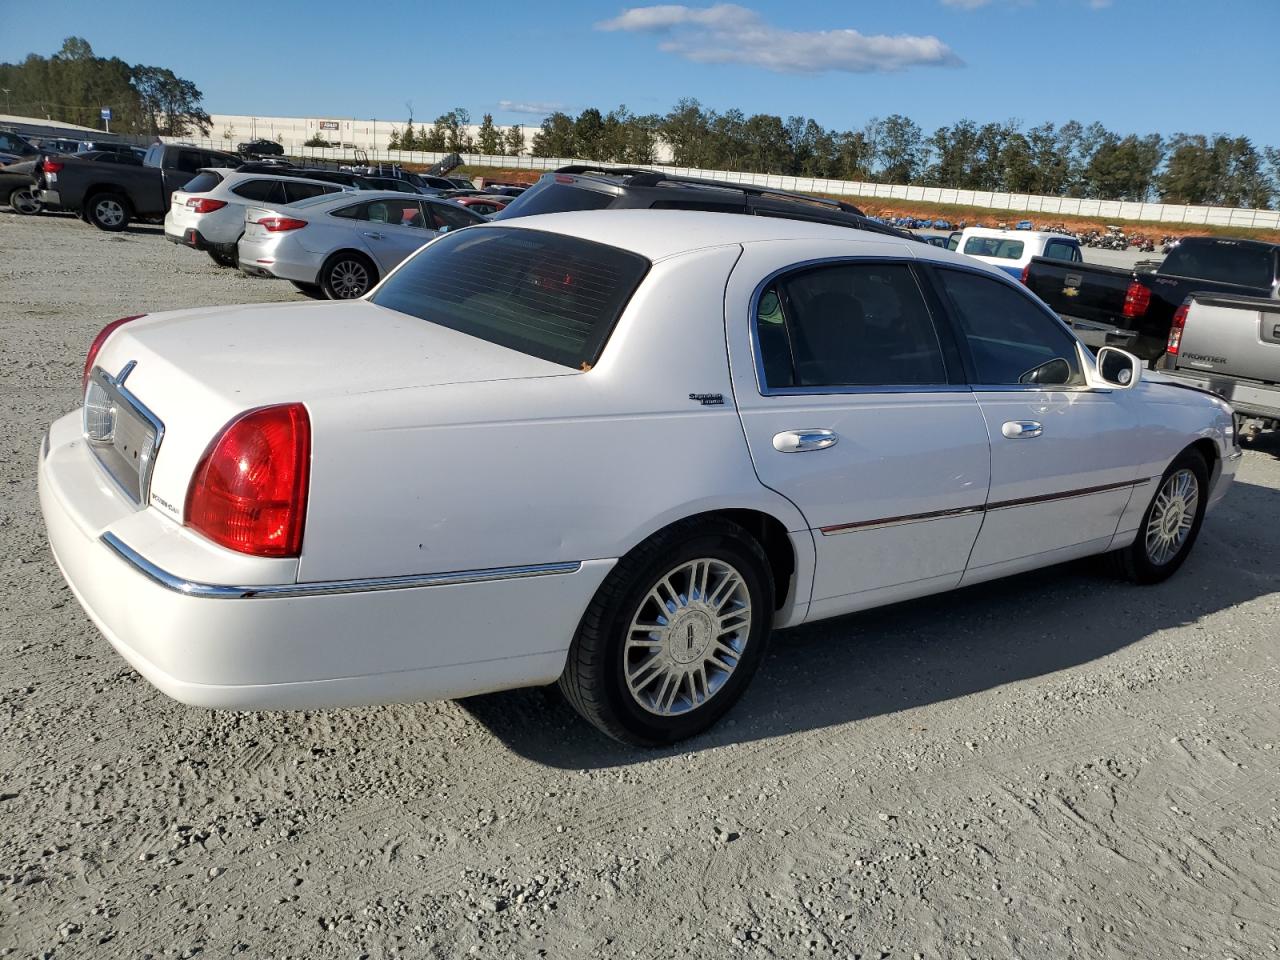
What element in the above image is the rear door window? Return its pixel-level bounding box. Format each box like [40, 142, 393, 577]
[231, 179, 286, 203]
[964, 237, 1025, 260]
[282, 181, 337, 204]
[755, 262, 949, 389]
[370, 227, 650, 368]
[175, 150, 207, 173]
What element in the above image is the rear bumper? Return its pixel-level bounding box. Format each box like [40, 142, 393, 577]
[1156, 365, 1280, 421]
[236, 236, 318, 284]
[38, 189, 61, 206]
[39, 411, 613, 710]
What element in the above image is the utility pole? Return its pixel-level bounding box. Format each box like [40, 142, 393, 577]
[1, 89, 10, 115]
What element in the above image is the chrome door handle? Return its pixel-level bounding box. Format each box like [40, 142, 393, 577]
[773, 429, 838, 453]
[1002, 420, 1043, 439]
[362, 231, 384, 240]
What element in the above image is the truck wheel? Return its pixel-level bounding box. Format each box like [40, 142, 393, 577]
[85, 192, 130, 232]
[559, 517, 774, 746]
[1107, 448, 1208, 585]
[319, 252, 377, 299]
[7, 186, 42, 215]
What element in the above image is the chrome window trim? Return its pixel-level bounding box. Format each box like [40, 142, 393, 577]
[747, 254, 960, 398]
[84, 361, 165, 505]
[100, 532, 583, 600]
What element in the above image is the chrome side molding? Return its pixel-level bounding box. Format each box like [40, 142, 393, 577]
[100, 532, 582, 600]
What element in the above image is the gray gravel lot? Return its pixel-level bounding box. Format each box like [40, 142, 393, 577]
[2, 210, 1279, 959]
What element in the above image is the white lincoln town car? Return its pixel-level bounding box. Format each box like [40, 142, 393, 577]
[39, 211, 1240, 744]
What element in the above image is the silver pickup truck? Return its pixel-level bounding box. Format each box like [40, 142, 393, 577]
[1156, 292, 1280, 438]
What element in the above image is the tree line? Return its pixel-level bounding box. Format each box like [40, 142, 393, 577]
[522, 99, 1279, 209]
[0, 37, 210, 137]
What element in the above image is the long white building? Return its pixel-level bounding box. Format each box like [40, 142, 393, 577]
[207, 113, 540, 154]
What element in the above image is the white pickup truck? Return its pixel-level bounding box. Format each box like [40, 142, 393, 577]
[956, 227, 1083, 279]
[1157, 292, 1280, 437]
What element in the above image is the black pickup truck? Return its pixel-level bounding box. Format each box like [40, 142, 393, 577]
[37, 142, 239, 231]
[1024, 236, 1280, 361]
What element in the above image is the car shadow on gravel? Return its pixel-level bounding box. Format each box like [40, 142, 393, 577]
[460, 477, 1280, 768]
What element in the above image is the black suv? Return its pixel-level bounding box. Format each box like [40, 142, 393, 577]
[494, 165, 909, 240]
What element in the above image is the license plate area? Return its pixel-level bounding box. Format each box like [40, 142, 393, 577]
[84, 363, 164, 505]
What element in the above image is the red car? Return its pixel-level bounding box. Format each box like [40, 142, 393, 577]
[450, 195, 509, 217]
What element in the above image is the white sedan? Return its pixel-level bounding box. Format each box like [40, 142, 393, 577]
[39, 212, 1240, 745]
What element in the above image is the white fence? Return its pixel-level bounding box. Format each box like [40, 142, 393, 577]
[178, 138, 1280, 230]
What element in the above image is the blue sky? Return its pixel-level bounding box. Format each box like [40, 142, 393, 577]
[3, 0, 1278, 146]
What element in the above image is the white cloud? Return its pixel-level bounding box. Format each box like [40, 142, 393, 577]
[497, 99, 565, 116]
[596, 4, 962, 74]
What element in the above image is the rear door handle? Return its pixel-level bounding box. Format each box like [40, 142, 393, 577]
[1001, 420, 1043, 439]
[773, 429, 838, 452]
[362, 231, 384, 240]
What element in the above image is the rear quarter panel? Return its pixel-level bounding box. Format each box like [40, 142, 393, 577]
[298, 245, 811, 597]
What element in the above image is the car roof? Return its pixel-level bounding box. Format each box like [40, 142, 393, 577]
[496, 209, 1006, 271]
[287, 189, 442, 210]
[960, 227, 1067, 241]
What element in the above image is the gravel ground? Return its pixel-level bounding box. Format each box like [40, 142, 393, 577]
[2, 210, 1279, 960]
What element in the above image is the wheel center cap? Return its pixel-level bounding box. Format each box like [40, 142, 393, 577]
[1163, 502, 1184, 535]
[668, 609, 714, 664]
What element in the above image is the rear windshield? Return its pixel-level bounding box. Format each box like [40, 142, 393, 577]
[964, 236, 1025, 260]
[370, 227, 650, 368]
[1160, 240, 1276, 288]
[495, 180, 615, 220]
[182, 171, 224, 194]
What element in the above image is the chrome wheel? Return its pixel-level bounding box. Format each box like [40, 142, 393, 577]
[329, 259, 370, 298]
[1145, 468, 1199, 566]
[10, 187, 42, 215]
[624, 558, 752, 717]
[94, 197, 125, 227]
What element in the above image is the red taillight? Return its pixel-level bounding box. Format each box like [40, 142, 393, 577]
[186, 198, 227, 213]
[83, 315, 145, 389]
[42, 158, 64, 173]
[185, 404, 311, 558]
[1167, 301, 1190, 355]
[1020, 264, 1031, 285]
[254, 217, 307, 232]
[1122, 280, 1151, 318]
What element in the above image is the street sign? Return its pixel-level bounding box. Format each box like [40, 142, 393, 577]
[100, 107, 112, 121]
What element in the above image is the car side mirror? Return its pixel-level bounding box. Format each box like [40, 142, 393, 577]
[1096, 346, 1142, 388]
[1019, 357, 1072, 386]
[437, 225, 450, 234]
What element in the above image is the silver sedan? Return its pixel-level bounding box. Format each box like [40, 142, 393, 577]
[237, 190, 485, 299]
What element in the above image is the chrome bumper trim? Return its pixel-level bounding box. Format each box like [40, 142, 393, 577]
[100, 532, 582, 600]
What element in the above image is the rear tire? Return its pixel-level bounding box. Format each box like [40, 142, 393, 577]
[85, 192, 130, 232]
[207, 247, 238, 268]
[290, 281, 324, 299]
[1108, 448, 1209, 584]
[319, 251, 377, 299]
[7, 186, 42, 215]
[559, 517, 774, 746]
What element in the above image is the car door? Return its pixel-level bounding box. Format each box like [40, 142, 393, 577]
[357, 198, 434, 272]
[925, 265, 1143, 584]
[725, 242, 992, 621]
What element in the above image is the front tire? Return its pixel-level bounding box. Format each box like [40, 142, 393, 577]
[8, 186, 42, 215]
[85, 192, 130, 231]
[560, 517, 774, 746]
[319, 251, 377, 299]
[1110, 448, 1209, 584]
[207, 247, 238, 268]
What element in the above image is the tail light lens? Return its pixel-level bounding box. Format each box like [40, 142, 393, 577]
[1019, 264, 1031, 285]
[186, 198, 227, 213]
[1122, 280, 1151, 318]
[1167, 301, 1190, 355]
[254, 217, 307, 232]
[83, 315, 145, 389]
[185, 404, 311, 558]
[42, 158, 64, 173]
